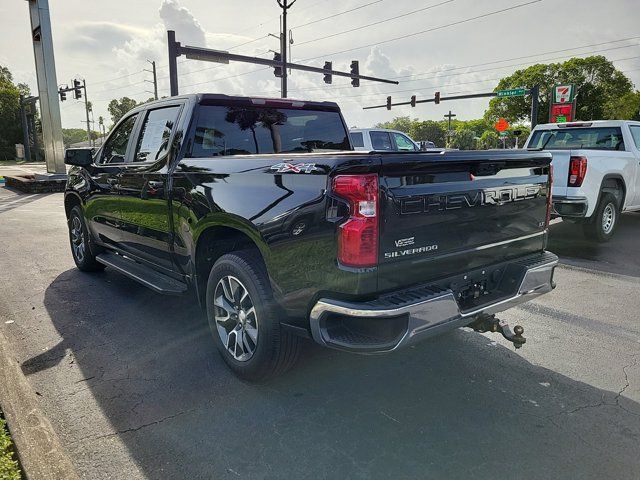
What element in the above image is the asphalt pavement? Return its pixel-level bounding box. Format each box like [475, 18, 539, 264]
[0, 186, 638, 480]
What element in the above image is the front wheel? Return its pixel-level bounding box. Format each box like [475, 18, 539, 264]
[68, 206, 105, 271]
[205, 250, 300, 382]
[583, 192, 619, 242]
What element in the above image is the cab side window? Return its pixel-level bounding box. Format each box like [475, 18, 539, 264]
[100, 114, 138, 164]
[134, 106, 181, 162]
[370, 131, 393, 151]
[628, 125, 640, 150]
[392, 133, 417, 151]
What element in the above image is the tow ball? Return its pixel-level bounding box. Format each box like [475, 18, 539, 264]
[469, 314, 526, 349]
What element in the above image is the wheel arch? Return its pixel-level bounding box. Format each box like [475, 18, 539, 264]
[598, 174, 626, 210]
[193, 223, 271, 308]
[64, 192, 83, 219]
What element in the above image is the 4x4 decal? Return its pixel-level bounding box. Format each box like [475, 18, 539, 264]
[270, 162, 319, 174]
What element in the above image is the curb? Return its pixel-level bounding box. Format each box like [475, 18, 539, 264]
[0, 331, 80, 480]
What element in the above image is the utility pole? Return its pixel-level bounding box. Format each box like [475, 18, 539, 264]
[277, 0, 296, 98]
[444, 110, 456, 146]
[146, 60, 158, 100]
[81, 80, 92, 147]
[530, 84, 540, 128]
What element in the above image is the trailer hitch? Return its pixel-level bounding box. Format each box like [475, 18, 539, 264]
[469, 314, 526, 349]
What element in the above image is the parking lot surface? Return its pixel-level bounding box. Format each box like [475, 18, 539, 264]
[0, 187, 639, 479]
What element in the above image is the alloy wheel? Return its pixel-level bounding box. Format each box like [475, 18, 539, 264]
[70, 215, 86, 263]
[213, 275, 259, 362]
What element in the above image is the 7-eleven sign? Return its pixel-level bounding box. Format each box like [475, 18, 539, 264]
[553, 84, 575, 104]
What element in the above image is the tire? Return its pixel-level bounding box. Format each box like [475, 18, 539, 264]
[583, 192, 619, 242]
[68, 205, 105, 272]
[205, 250, 300, 382]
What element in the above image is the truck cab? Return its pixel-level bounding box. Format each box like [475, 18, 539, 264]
[350, 128, 420, 152]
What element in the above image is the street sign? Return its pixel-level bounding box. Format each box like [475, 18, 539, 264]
[553, 84, 575, 104]
[495, 118, 510, 132]
[499, 131, 508, 137]
[497, 88, 527, 97]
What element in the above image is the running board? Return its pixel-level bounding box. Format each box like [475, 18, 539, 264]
[96, 252, 188, 295]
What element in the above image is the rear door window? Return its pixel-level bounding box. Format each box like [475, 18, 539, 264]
[370, 131, 393, 151]
[134, 106, 181, 162]
[529, 127, 625, 150]
[350, 132, 364, 148]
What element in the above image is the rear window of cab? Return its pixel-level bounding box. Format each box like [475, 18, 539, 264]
[529, 127, 625, 151]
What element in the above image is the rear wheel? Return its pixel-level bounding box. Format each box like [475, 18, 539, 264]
[205, 250, 300, 382]
[583, 192, 619, 242]
[68, 206, 105, 271]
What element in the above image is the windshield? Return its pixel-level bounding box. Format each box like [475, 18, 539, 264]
[191, 105, 350, 156]
[528, 127, 625, 151]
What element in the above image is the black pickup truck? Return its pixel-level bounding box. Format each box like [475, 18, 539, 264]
[64, 94, 557, 380]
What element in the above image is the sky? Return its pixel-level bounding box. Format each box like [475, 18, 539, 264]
[1, 0, 639, 132]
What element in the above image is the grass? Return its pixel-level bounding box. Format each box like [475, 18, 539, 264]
[0, 415, 21, 480]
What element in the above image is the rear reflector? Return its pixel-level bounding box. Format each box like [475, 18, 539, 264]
[332, 174, 379, 267]
[568, 156, 587, 187]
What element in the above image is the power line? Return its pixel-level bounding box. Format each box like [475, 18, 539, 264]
[299, 0, 543, 62]
[90, 69, 144, 86]
[327, 58, 640, 103]
[262, 41, 640, 96]
[393, 36, 640, 81]
[292, 0, 385, 29]
[296, 0, 454, 47]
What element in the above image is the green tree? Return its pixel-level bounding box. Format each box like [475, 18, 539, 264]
[479, 130, 499, 149]
[0, 65, 25, 159]
[452, 128, 476, 150]
[410, 120, 446, 147]
[62, 128, 101, 147]
[107, 97, 139, 126]
[373, 116, 414, 134]
[603, 91, 640, 120]
[485, 56, 634, 125]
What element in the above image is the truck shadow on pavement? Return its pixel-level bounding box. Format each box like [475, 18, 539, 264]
[31, 267, 640, 480]
[548, 212, 640, 278]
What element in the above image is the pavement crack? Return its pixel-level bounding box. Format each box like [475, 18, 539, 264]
[91, 409, 194, 441]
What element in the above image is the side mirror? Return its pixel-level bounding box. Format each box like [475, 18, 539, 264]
[65, 148, 95, 166]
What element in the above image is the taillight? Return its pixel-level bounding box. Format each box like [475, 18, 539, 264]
[332, 174, 379, 267]
[545, 164, 553, 228]
[568, 155, 587, 187]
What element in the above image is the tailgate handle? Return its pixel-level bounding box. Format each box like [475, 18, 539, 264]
[473, 162, 504, 176]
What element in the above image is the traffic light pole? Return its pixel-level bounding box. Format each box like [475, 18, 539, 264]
[166, 30, 398, 96]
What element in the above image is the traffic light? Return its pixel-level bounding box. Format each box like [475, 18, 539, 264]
[411, 95, 416, 107]
[273, 52, 283, 77]
[73, 79, 82, 99]
[58, 87, 66, 102]
[323, 61, 332, 84]
[350, 60, 359, 87]
[434, 91, 440, 104]
[386, 96, 392, 110]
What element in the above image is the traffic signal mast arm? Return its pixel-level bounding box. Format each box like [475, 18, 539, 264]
[365, 91, 502, 110]
[167, 30, 398, 96]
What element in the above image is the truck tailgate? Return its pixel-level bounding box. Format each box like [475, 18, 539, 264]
[378, 151, 552, 291]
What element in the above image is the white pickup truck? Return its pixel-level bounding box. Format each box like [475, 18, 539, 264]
[525, 120, 640, 241]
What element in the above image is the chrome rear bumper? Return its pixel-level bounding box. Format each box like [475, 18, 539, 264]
[309, 251, 558, 353]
